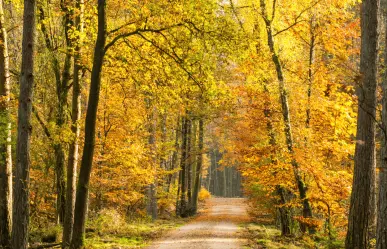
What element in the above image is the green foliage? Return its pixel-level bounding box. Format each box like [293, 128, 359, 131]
[90, 209, 127, 235]
[29, 225, 62, 244]
[85, 211, 188, 249]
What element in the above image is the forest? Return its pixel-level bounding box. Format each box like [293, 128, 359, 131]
[0, 0, 386, 248]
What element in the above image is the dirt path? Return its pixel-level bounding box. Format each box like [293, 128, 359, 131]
[147, 198, 250, 249]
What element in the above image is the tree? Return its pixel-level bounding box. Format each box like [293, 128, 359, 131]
[70, 0, 106, 247]
[63, 0, 84, 246]
[12, 0, 37, 247]
[377, 1, 387, 247]
[192, 118, 204, 213]
[346, 0, 379, 248]
[0, 0, 12, 247]
[259, 0, 315, 233]
[37, 0, 73, 224]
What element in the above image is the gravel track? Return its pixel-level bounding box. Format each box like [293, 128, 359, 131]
[147, 198, 249, 249]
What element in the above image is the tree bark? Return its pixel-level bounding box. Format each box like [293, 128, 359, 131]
[12, 0, 36, 247]
[146, 103, 157, 221]
[346, 0, 379, 248]
[178, 116, 188, 217]
[186, 118, 192, 206]
[0, 0, 12, 247]
[70, 0, 106, 247]
[263, 81, 292, 236]
[377, 2, 387, 249]
[305, 18, 315, 130]
[167, 117, 179, 192]
[192, 119, 204, 213]
[63, 0, 84, 246]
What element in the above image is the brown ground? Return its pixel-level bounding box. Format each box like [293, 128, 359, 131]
[146, 198, 250, 249]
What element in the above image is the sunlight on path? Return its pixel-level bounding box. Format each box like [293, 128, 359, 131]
[146, 198, 249, 249]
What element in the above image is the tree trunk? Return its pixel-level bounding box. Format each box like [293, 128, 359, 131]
[305, 19, 315, 131]
[346, 0, 379, 248]
[38, 2, 73, 225]
[167, 117, 179, 192]
[186, 118, 192, 207]
[206, 150, 212, 191]
[0, 0, 12, 247]
[179, 116, 188, 217]
[214, 152, 218, 195]
[12, 0, 36, 247]
[222, 166, 227, 197]
[54, 144, 66, 224]
[63, 0, 84, 246]
[70, 0, 106, 247]
[263, 81, 292, 236]
[192, 119, 204, 213]
[377, 3, 387, 249]
[146, 103, 157, 221]
[277, 186, 291, 236]
[260, 0, 314, 234]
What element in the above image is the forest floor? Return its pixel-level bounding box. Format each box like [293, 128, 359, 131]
[81, 197, 327, 248]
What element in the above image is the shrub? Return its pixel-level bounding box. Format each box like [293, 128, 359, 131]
[198, 187, 211, 202]
[91, 209, 126, 234]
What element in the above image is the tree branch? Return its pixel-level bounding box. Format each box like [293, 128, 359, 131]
[32, 106, 52, 139]
[137, 33, 204, 93]
[104, 24, 184, 52]
[273, 1, 320, 37]
[107, 20, 138, 36]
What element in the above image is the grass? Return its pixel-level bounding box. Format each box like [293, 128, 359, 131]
[29, 209, 189, 248]
[241, 223, 315, 249]
[241, 222, 346, 249]
[84, 218, 189, 248]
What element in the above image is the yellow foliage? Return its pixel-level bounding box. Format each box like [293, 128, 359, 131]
[198, 187, 211, 202]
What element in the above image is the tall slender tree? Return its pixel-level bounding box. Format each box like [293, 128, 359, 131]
[12, 0, 37, 247]
[70, 0, 106, 247]
[63, 0, 84, 246]
[192, 118, 204, 213]
[377, 1, 387, 248]
[346, 0, 379, 248]
[259, 0, 314, 233]
[0, 0, 12, 247]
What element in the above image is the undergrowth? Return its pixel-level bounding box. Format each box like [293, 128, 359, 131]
[242, 223, 345, 249]
[84, 209, 188, 248]
[29, 208, 189, 248]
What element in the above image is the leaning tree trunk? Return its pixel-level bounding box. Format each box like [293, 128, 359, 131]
[263, 81, 292, 236]
[260, 0, 314, 234]
[346, 0, 379, 248]
[70, 0, 106, 247]
[12, 0, 36, 247]
[0, 0, 12, 247]
[63, 0, 84, 246]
